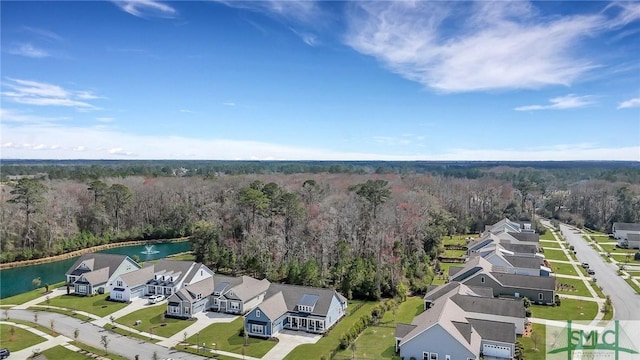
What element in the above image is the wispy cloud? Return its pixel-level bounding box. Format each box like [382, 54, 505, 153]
[9, 43, 49, 58]
[290, 27, 318, 46]
[112, 0, 176, 18]
[23, 26, 63, 42]
[514, 94, 596, 111]
[222, 102, 236, 107]
[345, 1, 610, 92]
[214, 0, 318, 23]
[96, 117, 116, 123]
[2, 78, 102, 110]
[617, 97, 640, 109]
[0, 108, 69, 125]
[179, 109, 195, 113]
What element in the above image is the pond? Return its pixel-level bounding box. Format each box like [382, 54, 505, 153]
[0, 241, 191, 299]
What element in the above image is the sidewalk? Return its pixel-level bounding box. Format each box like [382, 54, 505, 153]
[11, 287, 67, 310]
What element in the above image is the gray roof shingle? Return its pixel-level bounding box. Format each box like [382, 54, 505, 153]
[491, 272, 556, 291]
[508, 232, 540, 243]
[263, 283, 345, 317]
[504, 255, 542, 269]
[66, 253, 136, 278]
[614, 223, 640, 232]
[468, 318, 516, 344]
[451, 294, 525, 318]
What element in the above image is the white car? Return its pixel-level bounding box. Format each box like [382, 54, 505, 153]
[148, 294, 165, 304]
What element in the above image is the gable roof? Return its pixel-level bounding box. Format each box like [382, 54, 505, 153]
[508, 232, 540, 243]
[394, 323, 417, 338]
[220, 276, 270, 302]
[501, 243, 538, 254]
[490, 272, 556, 291]
[119, 265, 155, 287]
[613, 223, 640, 232]
[168, 277, 214, 303]
[256, 291, 289, 320]
[450, 255, 494, 281]
[147, 260, 198, 286]
[467, 318, 516, 344]
[66, 253, 136, 278]
[504, 255, 543, 269]
[264, 283, 344, 317]
[451, 294, 525, 318]
[77, 267, 109, 285]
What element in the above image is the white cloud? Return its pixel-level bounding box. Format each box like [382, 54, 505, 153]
[96, 117, 116, 123]
[0, 108, 69, 125]
[2, 78, 101, 110]
[112, 0, 176, 18]
[2, 122, 637, 161]
[9, 43, 49, 58]
[290, 27, 318, 46]
[222, 102, 236, 107]
[617, 98, 640, 109]
[345, 1, 606, 92]
[214, 0, 318, 23]
[22, 27, 63, 42]
[514, 94, 596, 111]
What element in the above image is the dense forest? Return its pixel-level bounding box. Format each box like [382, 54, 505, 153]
[1, 161, 639, 300]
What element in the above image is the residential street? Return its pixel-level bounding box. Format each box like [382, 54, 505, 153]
[6, 309, 207, 360]
[557, 223, 640, 320]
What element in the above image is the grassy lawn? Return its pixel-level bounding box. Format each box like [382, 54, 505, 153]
[600, 244, 637, 255]
[541, 231, 556, 241]
[104, 324, 160, 343]
[0, 281, 65, 306]
[626, 271, 640, 277]
[184, 317, 276, 358]
[591, 282, 606, 298]
[518, 323, 546, 360]
[609, 253, 640, 264]
[540, 240, 562, 248]
[548, 262, 578, 276]
[70, 341, 129, 360]
[531, 299, 598, 321]
[41, 345, 93, 360]
[556, 278, 592, 297]
[44, 294, 128, 317]
[442, 234, 476, 246]
[334, 297, 424, 360]
[625, 278, 640, 295]
[600, 253, 613, 263]
[0, 323, 46, 351]
[116, 303, 193, 338]
[439, 249, 466, 258]
[28, 306, 95, 322]
[285, 301, 378, 360]
[167, 252, 196, 261]
[542, 249, 570, 261]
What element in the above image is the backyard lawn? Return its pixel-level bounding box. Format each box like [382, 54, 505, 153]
[44, 294, 128, 317]
[0, 323, 46, 352]
[116, 303, 193, 338]
[541, 249, 569, 261]
[184, 317, 276, 358]
[0, 281, 65, 306]
[540, 231, 556, 241]
[548, 262, 578, 276]
[334, 297, 424, 360]
[517, 323, 546, 360]
[556, 277, 592, 297]
[442, 234, 476, 246]
[284, 300, 378, 360]
[531, 299, 598, 321]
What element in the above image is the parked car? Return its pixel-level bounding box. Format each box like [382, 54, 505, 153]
[0, 348, 10, 359]
[588, 269, 596, 275]
[148, 294, 165, 304]
[581, 263, 589, 268]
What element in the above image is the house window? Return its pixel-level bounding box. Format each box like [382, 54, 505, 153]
[256, 310, 261, 318]
[116, 280, 123, 287]
[430, 354, 438, 360]
[538, 293, 543, 301]
[197, 294, 201, 300]
[251, 324, 263, 334]
[480, 276, 485, 283]
[231, 302, 239, 310]
[445, 356, 450, 360]
[185, 308, 190, 314]
[115, 293, 122, 299]
[78, 285, 87, 293]
[423, 352, 429, 360]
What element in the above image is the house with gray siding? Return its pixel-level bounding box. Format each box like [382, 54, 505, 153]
[209, 275, 270, 315]
[65, 253, 141, 296]
[613, 222, 640, 249]
[244, 283, 347, 338]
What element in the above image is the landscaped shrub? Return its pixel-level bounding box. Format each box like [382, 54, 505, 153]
[635, 252, 640, 261]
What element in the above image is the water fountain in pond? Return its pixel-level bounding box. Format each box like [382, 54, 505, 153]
[142, 244, 160, 255]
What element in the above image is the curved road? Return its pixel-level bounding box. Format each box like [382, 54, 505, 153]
[7, 309, 206, 360]
[557, 223, 640, 320]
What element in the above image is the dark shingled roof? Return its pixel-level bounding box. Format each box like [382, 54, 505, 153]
[501, 243, 538, 254]
[614, 223, 640, 231]
[66, 253, 134, 277]
[394, 323, 417, 338]
[263, 283, 345, 318]
[468, 318, 516, 344]
[504, 255, 542, 269]
[452, 321, 473, 344]
[451, 294, 525, 318]
[508, 232, 540, 242]
[491, 272, 556, 291]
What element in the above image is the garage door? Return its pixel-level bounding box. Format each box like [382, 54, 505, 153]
[483, 343, 511, 358]
[130, 286, 144, 299]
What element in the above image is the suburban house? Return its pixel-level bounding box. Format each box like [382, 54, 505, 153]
[110, 265, 155, 302]
[244, 283, 348, 338]
[476, 246, 551, 276]
[209, 275, 271, 315]
[612, 222, 640, 249]
[449, 255, 556, 305]
[166, 276, 215, 319]
[395, 296, 517, 360]
[423, 282, 527, 334]
[467, 233, 541, 257]
[484, 218, 534, 234]
[65, 253, 141, 296]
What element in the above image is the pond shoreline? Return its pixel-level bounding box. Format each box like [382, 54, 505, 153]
[0, 237, 190, 270]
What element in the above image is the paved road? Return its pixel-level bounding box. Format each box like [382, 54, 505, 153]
[557, 223, 640, 320]
[7, 309, 207, 360]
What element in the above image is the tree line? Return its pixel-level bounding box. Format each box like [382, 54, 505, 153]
[1, 167, 639, 299]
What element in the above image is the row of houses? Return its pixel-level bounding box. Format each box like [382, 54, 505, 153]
[612, 222, 640, 249]
[396, 218, 557, 359]
[64, 253, 347, 337]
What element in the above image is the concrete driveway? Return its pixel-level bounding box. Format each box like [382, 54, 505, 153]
[261, 330, 321, 360]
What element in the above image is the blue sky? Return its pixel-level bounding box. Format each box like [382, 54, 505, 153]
[1, 0, 639, 160]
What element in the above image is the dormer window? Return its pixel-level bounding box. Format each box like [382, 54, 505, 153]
[256, 310, 261, 318]
[298, 305, 312, 312]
